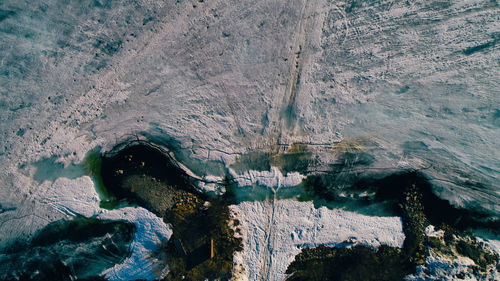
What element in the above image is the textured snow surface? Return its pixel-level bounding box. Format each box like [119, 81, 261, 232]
[406, 251, 482, 281]
[0, 0, 499, 279]
[100, 208, 172, 281]
[0, 0, 498, 216]
[230, 167, 305, 189]
[231, 200, 405, 281]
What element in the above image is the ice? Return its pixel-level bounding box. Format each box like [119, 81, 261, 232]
[1, 0, 498, 211]
[2, 0, 497, 213]
[100, 208, 172, 281]
[0, 0, 499, 279]
[0, 174, 171, 280]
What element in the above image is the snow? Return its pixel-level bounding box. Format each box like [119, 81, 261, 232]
[406, 225, 500, 281]
[230, 167, 305, 189]
[0, 0, 497, 217]
[0, 0, 499, 279]
[484, 240, 500, 257]
[197, 175, 226, 194]
[231, 200, 405, 281]
[406, 249, 500, 281]
[406, 251, 478, 281]
[425, 225, 445, 238]
[100, 208, 172, 281]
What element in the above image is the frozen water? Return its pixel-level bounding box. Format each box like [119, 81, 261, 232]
[0, 0, 497, 213]
[0, 174, 172, 280]
[0, 0, 499, 279]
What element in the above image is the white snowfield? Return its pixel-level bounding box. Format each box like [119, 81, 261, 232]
[231, 200, 405, 281]
[0, 0, 498, 220]
[0, 0, 499, 280]
[230, 167, 305, 189]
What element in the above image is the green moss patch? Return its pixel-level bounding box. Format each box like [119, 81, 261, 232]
[83, 147, 119, 209]
[286, 245, 408, 281]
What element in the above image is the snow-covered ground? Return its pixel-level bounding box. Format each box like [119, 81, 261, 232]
[0, 0, 499, 279]
[0, 174, 172, 280]
[231, 200, 405, 281]
[1, 0, 498, 217]
[406, 226, 500, 281]
[230, 167, 305, 190]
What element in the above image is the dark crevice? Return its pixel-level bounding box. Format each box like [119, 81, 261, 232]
[0, 9, 15, 22]
[463, 40, 496, 55]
